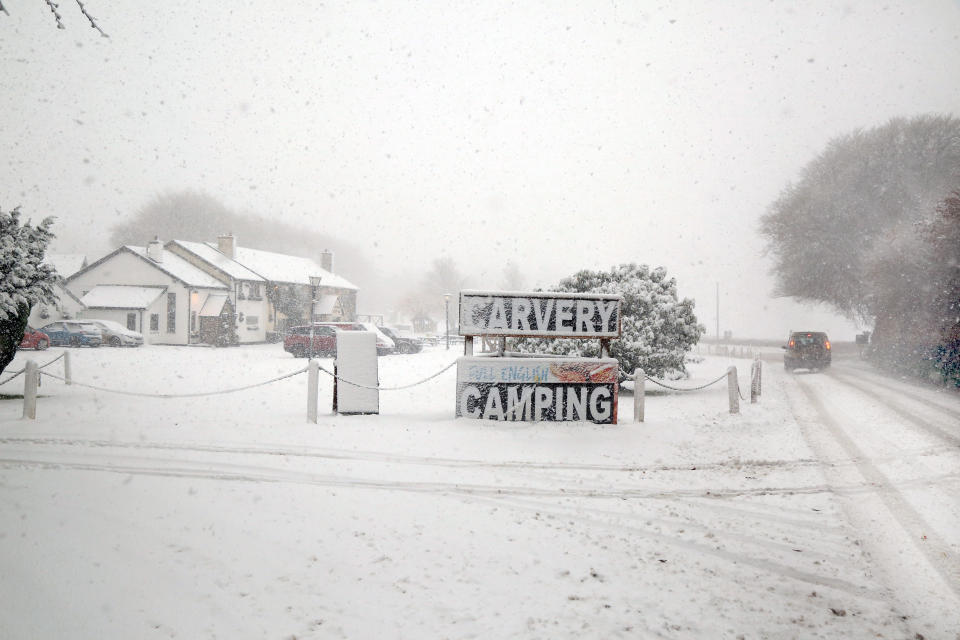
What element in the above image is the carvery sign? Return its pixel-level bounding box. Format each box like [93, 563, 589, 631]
[459, 290, 622, 338]
[455, 290, 623, 424]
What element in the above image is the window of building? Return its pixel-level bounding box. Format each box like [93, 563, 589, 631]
[150, 314, 159, 331]
[126, 313, 136, 330]
[246, 315, 259, 330]
[166, 293, 176, 333]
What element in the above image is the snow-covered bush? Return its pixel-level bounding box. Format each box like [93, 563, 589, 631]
[515, 264, 704, 379]
[1, 207, 58, 375]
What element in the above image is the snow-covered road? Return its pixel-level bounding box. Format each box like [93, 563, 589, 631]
[1, 345, 958, 638]
[783, 358, 960, 637]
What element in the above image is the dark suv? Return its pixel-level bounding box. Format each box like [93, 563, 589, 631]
[379, 326, 423, 354]
[783, 331, 831, 371]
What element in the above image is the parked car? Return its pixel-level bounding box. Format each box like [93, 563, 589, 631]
[86, 319, 144, 347]
[355, 322, 396, 355]
[38, 320, 102, 347]
[379, 326, 423, 354]
[283, 324, 340, 358]
[782, 331, 831, 371]
[20, 326, 50, 350]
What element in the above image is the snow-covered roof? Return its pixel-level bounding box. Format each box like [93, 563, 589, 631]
[80, 285, 166, 310]
[167, 240, 265, 282]
[210, 243, 358, 290]
[46, 254, 87, 279]
[125, 246, 228, 289]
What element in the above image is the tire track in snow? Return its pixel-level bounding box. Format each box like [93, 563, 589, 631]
[462, 493, 894, 603]
[2, 450, 957, 503]
[833, 361, 960, 417]
[0, 435, 826, 474]
[0, 455, 893, 601]
[793, 377, 960, 608]
[4, 434, 955, 477]
[825, 371, 960, 446]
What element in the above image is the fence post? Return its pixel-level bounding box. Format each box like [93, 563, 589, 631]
[633, 368, 644, 423]
[727, 366, 739, 414]
[64, 351, 72, 386]
[756, 356, 762, 397]
[751, 355, 762, 403]
[307, 359, 319, 423]
[22, 360, 38, 420]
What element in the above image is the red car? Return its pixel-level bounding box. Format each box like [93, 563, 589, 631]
[283, 324, 340, 357]
[20, 326, 50, 350]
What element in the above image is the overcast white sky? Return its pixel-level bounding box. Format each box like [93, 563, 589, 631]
[3, 1, 959, 339]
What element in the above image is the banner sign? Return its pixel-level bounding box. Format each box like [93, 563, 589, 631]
[455, 357, 619, 423]
[459, 290, 622, 338]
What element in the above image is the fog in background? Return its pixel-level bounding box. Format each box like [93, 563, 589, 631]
[3, 0, 959, 340]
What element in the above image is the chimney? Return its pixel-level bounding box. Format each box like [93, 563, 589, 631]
[320, 249, 334, 273]
[146, 236, 163, 263]
[218, 233, 236, 259]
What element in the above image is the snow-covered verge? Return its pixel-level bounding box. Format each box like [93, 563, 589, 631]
[0, 344, 949, 638]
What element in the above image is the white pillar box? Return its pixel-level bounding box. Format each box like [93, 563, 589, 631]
[334, 330, 379, 415]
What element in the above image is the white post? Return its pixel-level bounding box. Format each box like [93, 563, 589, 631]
[64, 351, 72, 386]
[22, 360, 38, 420]
[750, 360, 758, 404]
[727, 366, 739, 414]
[307, 359, 319, 423]
[633, 368, 644, 423]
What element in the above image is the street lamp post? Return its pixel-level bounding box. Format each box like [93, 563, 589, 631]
[444, 293, 451, 350]
[309, 276, 322, 359]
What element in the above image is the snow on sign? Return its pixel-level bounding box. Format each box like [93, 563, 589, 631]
[456, 357, 619, 424]
[459, 290, 622, 338]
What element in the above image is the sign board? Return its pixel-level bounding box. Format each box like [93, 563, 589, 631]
[456, 356, 619, 424]
[459, 290, 622, 338]
[334, 330, 379, 415]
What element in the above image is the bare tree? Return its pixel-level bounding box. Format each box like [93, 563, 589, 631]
[1, 1, 108, 36]
[760, 114, 960, 321]
[501, 261, 526, 291]
[422, 256, 468, 298]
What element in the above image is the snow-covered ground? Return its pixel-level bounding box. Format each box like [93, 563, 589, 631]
[1, 343, 958, 639]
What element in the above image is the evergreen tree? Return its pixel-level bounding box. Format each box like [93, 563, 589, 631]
[1, 207, 58, 376]
[515, 264, 704, 379]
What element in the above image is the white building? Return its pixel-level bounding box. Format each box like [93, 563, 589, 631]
[165, 237, 269, 344]
[66, 239, 231, 345]
[168, 234, 359, 336]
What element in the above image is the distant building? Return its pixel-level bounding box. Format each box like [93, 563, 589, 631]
[59, 234, 360, 345]
[179, 234, 359, 335]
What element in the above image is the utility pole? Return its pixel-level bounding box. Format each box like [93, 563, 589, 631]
[715, 282, 720, 341]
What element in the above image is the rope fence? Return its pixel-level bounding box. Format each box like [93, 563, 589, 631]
[623, 357, 763, 422]
[315, 360, 458, 391]
[13, 349, 762, 424]
[0, 352, 65, 386]
[38, 367, 309, 398]
[14, 351, 462, 422]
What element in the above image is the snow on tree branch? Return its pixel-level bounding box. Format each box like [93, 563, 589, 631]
[3, 0, 108, 36]
[0, 206, 59, 322]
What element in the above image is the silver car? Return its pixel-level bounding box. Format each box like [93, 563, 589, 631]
[87, 319, 145, 347]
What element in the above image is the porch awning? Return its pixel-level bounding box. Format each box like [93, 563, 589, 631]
[199, 294, 228, 317]
[313, 294, 340, 315]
